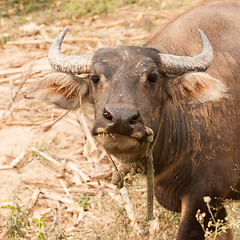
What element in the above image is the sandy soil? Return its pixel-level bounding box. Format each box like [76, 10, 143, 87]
[0, 5, 182, 239]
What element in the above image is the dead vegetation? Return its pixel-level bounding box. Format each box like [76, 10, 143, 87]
[0, 1, 239, 239]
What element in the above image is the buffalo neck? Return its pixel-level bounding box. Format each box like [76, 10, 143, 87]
[153, 102, 205, 178]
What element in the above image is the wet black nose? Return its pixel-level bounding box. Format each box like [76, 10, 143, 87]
[103, 106, 140, 134]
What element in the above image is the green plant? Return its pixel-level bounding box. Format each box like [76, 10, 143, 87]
[60, 0, 120, 19]
[30, 144, 51, 162]
[0, 0, 54, 17]
[78, 193, 94, 210]
[0, 33, 11, 45]
[32, 217, 48, 240]
[4, 194, 30, 239]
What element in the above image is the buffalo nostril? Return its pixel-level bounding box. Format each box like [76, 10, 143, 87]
[103, 109, 113, 121]
[129, 114, 139, 125]
[103, 107, 140, 134]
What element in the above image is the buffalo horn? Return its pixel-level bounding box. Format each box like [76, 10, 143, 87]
[159, 29, 213, 75]
[48, 27, 93, 75]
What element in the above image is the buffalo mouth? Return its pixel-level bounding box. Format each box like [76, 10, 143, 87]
[94, 129, 153, 164]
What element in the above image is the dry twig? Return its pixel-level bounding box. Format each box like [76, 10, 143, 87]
[149, 218, 160, 240]
[31, 147, 62, 167]
[67, 162, 90, 183]
[29, 189, 41, 209]
[60, 179, 70, 196]
[0, 150, 26, 170]
[6, 37, 100, 46]
[76, 109, 97, 153]
[41, 190, 75, 205]
[42, 109, 70, 131]
[0, 61, 36, 121]
[4, 121, 45, 126]
[74, 209, 85, 227]
[0, 67, 50, 77]
[120, 186, 142, 236]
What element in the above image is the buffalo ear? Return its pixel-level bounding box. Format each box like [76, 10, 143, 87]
[167, 72, 229, 106]
[26, 72, 89, 109]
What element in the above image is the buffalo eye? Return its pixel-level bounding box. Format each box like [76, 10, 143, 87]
[90, 75, 100, 85]
[147, 73, 158, 85]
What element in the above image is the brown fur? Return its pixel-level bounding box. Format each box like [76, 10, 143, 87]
[27, 72, 89, 109]
[29, 2, 240, 239]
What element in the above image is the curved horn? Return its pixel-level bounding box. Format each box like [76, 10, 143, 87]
[48, 27, 93, 75]
[159, 29, 213, 75]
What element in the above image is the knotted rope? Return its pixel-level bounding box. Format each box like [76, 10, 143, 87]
[109, 125, 159, 219]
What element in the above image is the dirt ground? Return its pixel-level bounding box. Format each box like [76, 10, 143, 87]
[0, 1, 239, 239]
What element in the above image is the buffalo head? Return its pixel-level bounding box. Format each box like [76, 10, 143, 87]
[30, 28, 227, 163]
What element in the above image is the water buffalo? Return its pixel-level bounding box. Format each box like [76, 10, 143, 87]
[30, 1, 240, 239]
